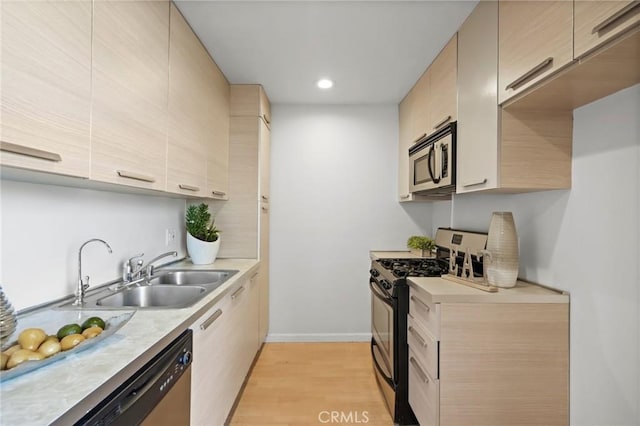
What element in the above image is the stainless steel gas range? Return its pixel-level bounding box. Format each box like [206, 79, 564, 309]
[368, 228, 487, 425]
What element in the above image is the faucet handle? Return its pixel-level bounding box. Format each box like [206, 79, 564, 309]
[127, 253, 144, 263]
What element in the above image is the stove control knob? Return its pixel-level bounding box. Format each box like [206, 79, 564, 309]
[380, 279, 392, 290]
[369, 269, 379, 277]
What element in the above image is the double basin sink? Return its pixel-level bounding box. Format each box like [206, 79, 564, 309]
[60, 269, 238, 309]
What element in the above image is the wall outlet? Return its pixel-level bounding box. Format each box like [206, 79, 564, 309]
[165, 229, 177, 247]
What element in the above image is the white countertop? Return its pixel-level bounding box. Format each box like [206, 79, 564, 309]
[0, 258, 259, 426]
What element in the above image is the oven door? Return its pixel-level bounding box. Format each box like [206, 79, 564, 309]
[370, 278, 394, 381]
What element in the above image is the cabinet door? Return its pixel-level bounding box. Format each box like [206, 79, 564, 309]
[574, 1, 640, 58]
[398, 95, 413, 201]
[498, 0, 573, 104]
[260, 87, 272, 129]
[427, 34, 458, 132]
[190, 296, 232, 426]
[206, 60, 230, 200]
[411, 70, 431, 143]
[457, 0, 499, 194]
[258, 202, 270, 342]
[259, 118, 271, 202]
[1, 1, 91, 177]
[167, 4, 208, 197]
[91, 0, 169, 190]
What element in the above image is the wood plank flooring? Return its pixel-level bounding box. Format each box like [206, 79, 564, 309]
[229, 342, 393, 426]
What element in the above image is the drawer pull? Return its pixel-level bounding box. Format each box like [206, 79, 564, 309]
[211, 190, 227, 198]
[433, 115, 452, 130]
[505, 57, 553, 91]
[412, 133, 427, 145]
[261, 195, 269, 201]
[400, 194, 411, 200]
[410, 357, 429, 383]
[261, 206, 269, 212]
[200, 309, 222, 330]
[116, 170, 155, 183]
[178, 184, 200, 192]
[463, 178, 488, 188]
[262, 114, 271, 125]
[231, 286, 245, 300]
[408, 326, 428, 348]
[411, 295, 431, 312]
[1, 141, 62, 162]
[592, 1, 640, 34]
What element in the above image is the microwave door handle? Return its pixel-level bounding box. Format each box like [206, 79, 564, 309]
[435, 142, 443, 181]
[427, 145, 440, 184]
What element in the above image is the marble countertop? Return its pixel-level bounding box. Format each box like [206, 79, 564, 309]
[0, 258, 259, 426]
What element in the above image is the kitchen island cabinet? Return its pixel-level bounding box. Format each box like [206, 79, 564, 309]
[90, 0, 169, 191]
[0, 1, 92, 178]
[408, 278, 569, 426]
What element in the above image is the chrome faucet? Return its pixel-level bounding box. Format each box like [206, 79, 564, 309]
[144, 251, 178, 278]
[122, 253, 145, 284]
[73, 238, 113, 306]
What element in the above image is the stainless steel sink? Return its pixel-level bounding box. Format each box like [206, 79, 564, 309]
[57, 269, 239, 309]
[149, 270, 233, 286]
[96, 285, 206, 308]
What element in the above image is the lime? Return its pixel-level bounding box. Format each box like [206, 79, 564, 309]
[57, 323, 82, 340]
[81, 316, 106, 331]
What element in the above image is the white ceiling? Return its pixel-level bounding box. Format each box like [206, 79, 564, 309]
[175, 1, 478, 105]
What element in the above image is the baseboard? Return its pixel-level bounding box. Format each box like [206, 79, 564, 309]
[265, 333, 372, 343]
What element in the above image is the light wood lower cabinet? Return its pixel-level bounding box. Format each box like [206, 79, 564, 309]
[574, 0, 640, 58]
[0, 0, 92, 178]
[90, 0, 169, 191]
[408, 286, 569, 426]
[190, 275, 259, 426]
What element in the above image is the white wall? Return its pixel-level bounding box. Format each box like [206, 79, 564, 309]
[0, 181, 186, 310]
[432, 85, 640, 426]
[268, 104, 431, 341]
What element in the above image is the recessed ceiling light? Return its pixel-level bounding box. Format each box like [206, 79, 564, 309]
[317, 79, 334, 89]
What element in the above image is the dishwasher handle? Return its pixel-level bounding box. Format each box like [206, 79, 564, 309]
[117, 361, 173, 416]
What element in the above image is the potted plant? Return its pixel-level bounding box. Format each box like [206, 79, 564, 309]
[407, 235, 436, 258]
[186, 203, 221, 265]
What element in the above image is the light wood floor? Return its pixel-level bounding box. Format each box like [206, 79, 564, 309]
[229, 342, 394, 426]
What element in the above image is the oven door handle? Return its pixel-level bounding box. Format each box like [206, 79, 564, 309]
[427, 144, 440, 184]
[369, 279, 393, 307]
[370, 338, 394, 388]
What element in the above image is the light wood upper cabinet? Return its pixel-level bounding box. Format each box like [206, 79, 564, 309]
[458, 0, 573, 194]
[230, 85, 272, 129]
[259, 118, 271, 202]
[91, 0, 169, 190]
[0, 1, 91, 178]
[410, 70, 430, 144]
[427, 34, 458, 132]
[574, 1, 640, 58]
[167, 4, 212, 197]
[206, 60, 230, 200]
[498, 0, 574, 104]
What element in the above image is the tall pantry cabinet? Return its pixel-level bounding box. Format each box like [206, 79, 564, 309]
[215, 85, 271, 343]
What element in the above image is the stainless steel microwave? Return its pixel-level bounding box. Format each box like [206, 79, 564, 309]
[408, 122, 456, 195]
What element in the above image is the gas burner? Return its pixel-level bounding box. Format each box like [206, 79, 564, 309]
[379, 258, 448, 278]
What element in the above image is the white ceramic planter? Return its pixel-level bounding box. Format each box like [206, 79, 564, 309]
[186, 233, 220, 265]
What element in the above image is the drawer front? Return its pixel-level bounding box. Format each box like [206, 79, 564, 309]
[409, 287, 440, 339]
[408, 315, 439, 379]
[408, 347, 440, 426]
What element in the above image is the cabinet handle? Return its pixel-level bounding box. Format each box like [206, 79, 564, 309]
[211, 190, 227, 198]
[410, 357, 429, 383]
[251, 272, 259, 280]
[262, 114, 270, 125]
[261, 195, 269, 201]
[505, 57, 553, 91]
[200, 309, 222, 330]
[231, 286, 245, 299]
[592, 1, 640, 34]
[411, 295, 430, 312]
[1, 141, 62, 162]
[433, 115, 452, 130]
[261, 206, 269, 212]
[178, 184, 200, 192]
[408, 326, 428, 348]
[400, 194, 411, 200]
[462, 178, 488, 188]
[412, 133, 427, 145]
[116, 170, 155, 183]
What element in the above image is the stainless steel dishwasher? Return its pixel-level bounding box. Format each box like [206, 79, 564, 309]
[76, 329, 193, 426]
